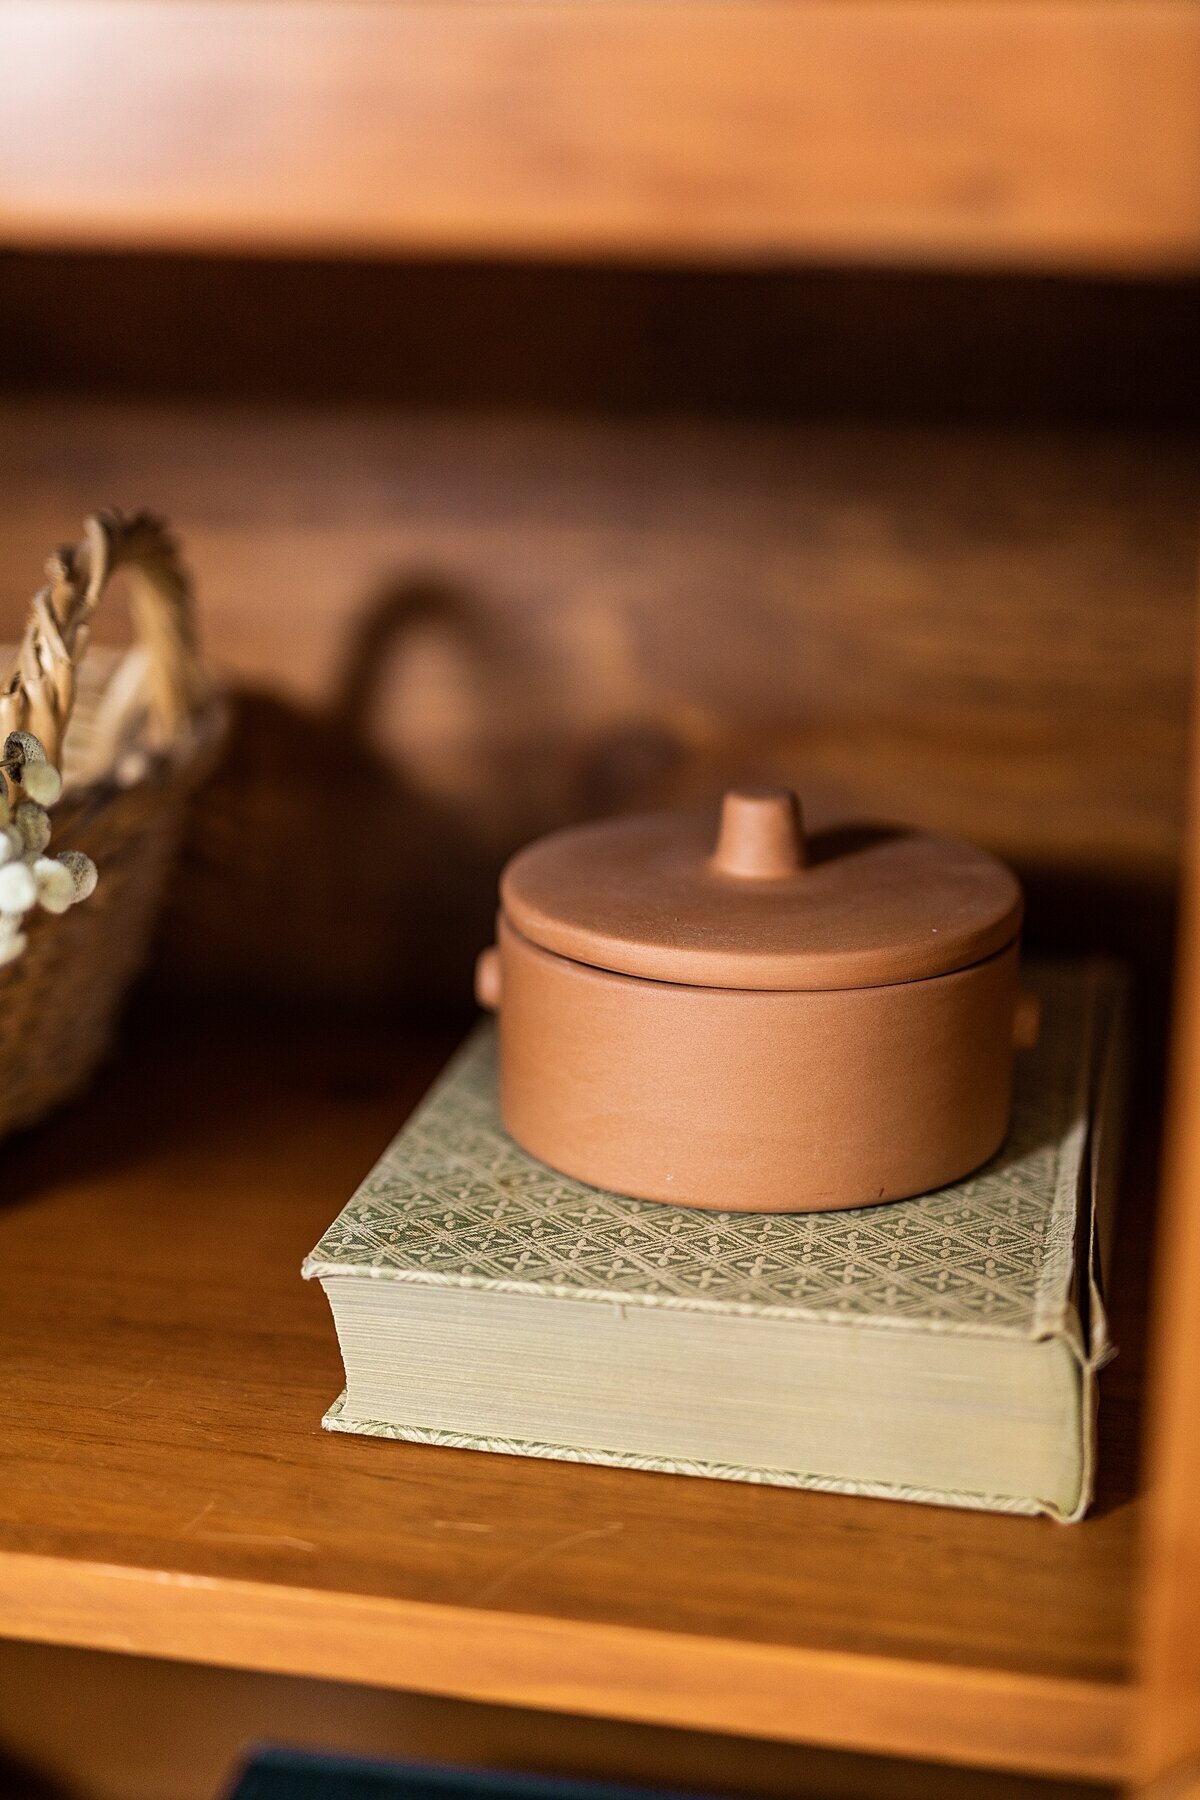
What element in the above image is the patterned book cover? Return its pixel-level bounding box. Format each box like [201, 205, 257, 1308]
[304, 961, 1119, 1516]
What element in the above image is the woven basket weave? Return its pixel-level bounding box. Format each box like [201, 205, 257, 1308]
[0, 511, 223, 1139]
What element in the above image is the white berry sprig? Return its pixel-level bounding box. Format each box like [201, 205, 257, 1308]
[0, 732, 98, 968]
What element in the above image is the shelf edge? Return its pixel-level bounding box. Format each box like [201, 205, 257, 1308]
[0, 1550, 1133, 1782]
[1, 2, 1198, 275]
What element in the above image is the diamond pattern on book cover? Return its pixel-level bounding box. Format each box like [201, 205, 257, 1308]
[306, 965, 1097, 1340]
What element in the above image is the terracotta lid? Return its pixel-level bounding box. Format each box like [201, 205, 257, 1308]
[500, 786, 1023, 991]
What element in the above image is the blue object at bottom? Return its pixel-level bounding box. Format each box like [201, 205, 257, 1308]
[227, 1747, 715, 1800]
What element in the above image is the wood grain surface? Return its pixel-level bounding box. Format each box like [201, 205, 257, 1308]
[0, 1006, 1146, 1780]
[1137, 628, 1200, 1788]
[2, 400, 1189, 873]
[0, 1641, 1118, 1800]
[0, 3, 1198, 271]
[0, 399, 1192, 1008]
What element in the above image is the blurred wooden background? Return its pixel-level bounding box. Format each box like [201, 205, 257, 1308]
[1, 255, 1194, 1008]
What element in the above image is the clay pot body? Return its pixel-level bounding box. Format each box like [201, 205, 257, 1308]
[480, 789, 1027, 1214]
[495, 918, 1018, 1213]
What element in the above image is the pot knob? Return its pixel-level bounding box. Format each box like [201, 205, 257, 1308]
[710, 786, 807, 880]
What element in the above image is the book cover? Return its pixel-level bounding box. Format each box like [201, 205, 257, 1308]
[304, 962, 1120, 1519]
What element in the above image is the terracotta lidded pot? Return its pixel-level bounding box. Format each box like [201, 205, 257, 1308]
[476, 787, 1033, 1214]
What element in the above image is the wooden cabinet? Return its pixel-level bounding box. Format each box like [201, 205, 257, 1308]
[0, 7, 1197, 1796]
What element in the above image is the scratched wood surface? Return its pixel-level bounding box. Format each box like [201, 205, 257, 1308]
[0, 1006, 1146, 1781]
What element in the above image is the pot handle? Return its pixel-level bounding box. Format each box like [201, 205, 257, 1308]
[475, 945, 502, 1011]
[1013, 989, 1041, 1050]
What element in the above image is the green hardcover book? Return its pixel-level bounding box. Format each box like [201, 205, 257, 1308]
[303, 961, 1123, 1521]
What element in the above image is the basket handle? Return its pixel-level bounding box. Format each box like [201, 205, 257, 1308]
[0, 511, 208, 772]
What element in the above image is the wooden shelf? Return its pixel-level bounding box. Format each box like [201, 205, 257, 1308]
[0, 1007, 1145, 1784]
[0, 3, 1197, 272]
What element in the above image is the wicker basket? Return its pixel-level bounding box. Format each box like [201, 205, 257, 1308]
[0, 511, 223, 1139]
